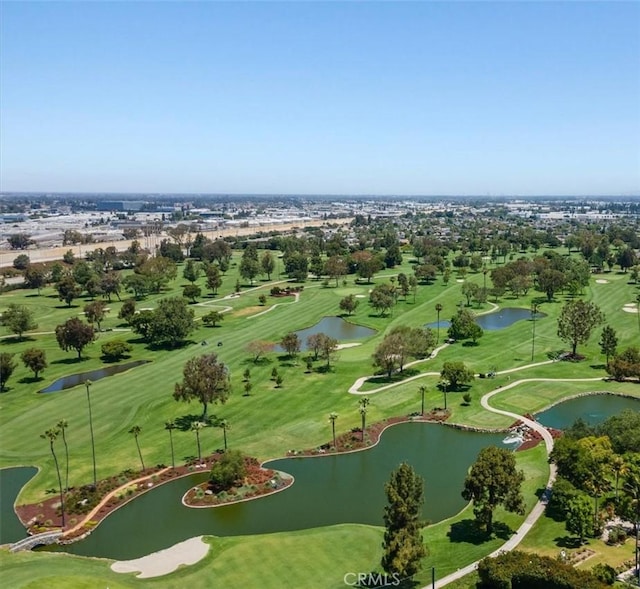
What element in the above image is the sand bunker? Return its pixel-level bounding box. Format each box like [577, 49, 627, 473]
[336, 342, 362, 350]
[111, 536, 209, 578]
[595, 279, 609, 284]
[355, 294, 366, 298]
[622, 303, 638, 314]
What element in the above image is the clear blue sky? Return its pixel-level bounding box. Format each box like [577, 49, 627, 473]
[1, 1, 639, 196]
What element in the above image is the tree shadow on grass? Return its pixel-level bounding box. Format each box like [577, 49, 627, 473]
[355, 574, 420, 588]
[175, 413, 218, 431]
[0, 336, 36, 346]
[447, 519, 513, 545]
[241, 357, 273, 366]
[367, 368, 420, 386]
[462, 341, 480, 347]
[590, 363, 607, 370]
[52, 357, 91, 365]
[554, 535, 583, 549]
[18, 375, 44, 384]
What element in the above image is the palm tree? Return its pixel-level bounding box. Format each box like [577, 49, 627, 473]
[359, 397, 370, 442]
[611, 455, 628, 501]
[84, 379, 97, 487]
[56, 419, 69, 492]
[41, 427, 65, 528]
[418, 386, 426, 416]
[128, 425, 145, 471]
[329, 412, 338, 449]
[165, 420, 176, 469]
[636, 293, 640, 333]
[219, 419, 230, 451]
[530, 303, 539, 361]
[440, 380, 449, 410]
[191, 421, 206, 462]
[435, 303, 443, 345]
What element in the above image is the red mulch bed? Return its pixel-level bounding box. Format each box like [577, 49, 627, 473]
[14, 452, 257, 542]
[510, 414, 563, 452]
[287, 410, 451, 457]
[183, 457, 292, 506]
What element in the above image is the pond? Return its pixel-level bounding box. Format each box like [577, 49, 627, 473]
[277, 316, 376, 351]
[536, 394, 640, 430]
[40, 360, 151, 393]
[40, 423, 505, 560]
[426, 307, 546, 332]
[0, 467, 37, 544]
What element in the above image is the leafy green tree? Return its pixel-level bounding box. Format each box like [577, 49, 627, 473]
[100, 340, 133, 361]
[7, 233, 32, 250]
[260, 251, 275, 280]
[182, 284, 202, 303]
[283, 251, 309, 282]
[324, 255, 347, 286]
[173, 353, 231, 418]
[599, 325, 618, 365]
[118, 298, 136, 324]
[138, 256, 177, 293]
[23, 265, 47, 294]
[21, 348, 47, 378]
[606, 346, 640, 381]
[447, 308, 483, 343]
[246, 340, 275, 363]
[352, 250, 383, 283]
[55, 318, 95, 359]
[275, 374, 283, 388]
[280, 332, 301, 358]
[537, 268, 566, 302]
[461, 281, 479, 307]
[129, 425, 145, 471]
[565, 494, 593, 543]
[381, 462, 426, 578]
[1, 303, 37, 339]
[183, 259, 201, 284]
[318, 333, 339, 368]
[462, 446, 525, 534]
[56, 274, 83, 307]
[239, 246, 260, 284]
[209, 449, 246, 490]
[557, 300, 604, 356]
[122, 273, 151, 299]
[205, 263, 223, 295]
[202, 310, 224, 327]
[440, 361, 474, 391]
[84, 300, 108, 332]
[41, 427, 65, 527]
[0, 353, 17, 391]
[369, 283, 395, 317]
[148, 297, 195, 347]
[339, 294, 359, 316]
[100, 272, 121, 301]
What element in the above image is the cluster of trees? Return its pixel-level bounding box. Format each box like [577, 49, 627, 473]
[549, 410, 640, 542]
[447, 308, 483, 344]
[372, 325, 435, 377]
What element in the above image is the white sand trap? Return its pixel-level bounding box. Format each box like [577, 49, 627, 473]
[622, 303, 638, 314]
[111, 536, 209, 578]
[596, 279, 609, 284]
[336, 342, 362, 350]
[456, 279, 465, 283]
[355, 294, 366, 298]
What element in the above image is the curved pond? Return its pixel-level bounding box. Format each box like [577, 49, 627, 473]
[43, 423, 504, 560]
[536, 394, 640, 430]
[0, 467, 37, 544]
[40, 360, 151, 393]
[427, 307, 546, 332]
[277, 316, 376, 351]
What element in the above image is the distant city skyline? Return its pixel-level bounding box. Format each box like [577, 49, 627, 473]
[1, 1, 639, 196]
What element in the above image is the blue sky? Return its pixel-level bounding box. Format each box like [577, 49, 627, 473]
[1, 1, 639, 196]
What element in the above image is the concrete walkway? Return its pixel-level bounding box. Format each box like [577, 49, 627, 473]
[428, 376, 604, 588]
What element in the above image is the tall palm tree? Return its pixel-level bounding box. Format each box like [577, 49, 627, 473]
[165, 420, 176, 469]
[84, 379, 97, 487]
[359, 397, 370, 442]
[530, 303, 539, 361]
[128, 425, 145, 471]
[418, 386, 427, 416]
[329, 412, 338, 449]
[41, 427, 65, 528]
[611, 455, 628, 501]
[219, 419, 230, 451]
[191, 421, 205, 462]
[56, 419, 70, 492]
[435, 303, 443, 345]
